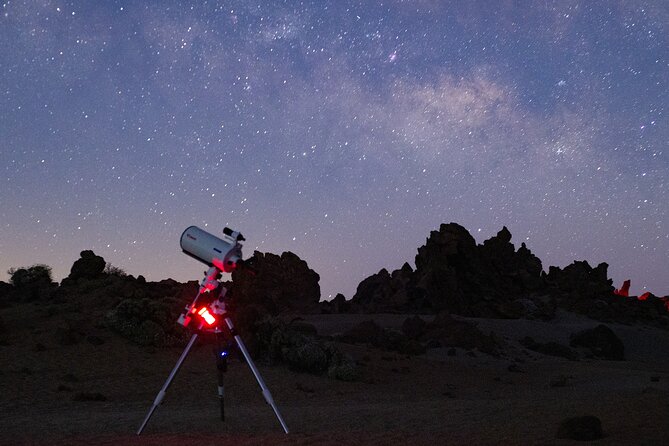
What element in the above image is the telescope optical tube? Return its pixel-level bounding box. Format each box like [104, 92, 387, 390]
[180, 226, 242, 273]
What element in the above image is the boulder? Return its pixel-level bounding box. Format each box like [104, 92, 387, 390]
[545, 261, 613, 300]
[570, 325, 624, 360]
[520, 336, 577, 360]
[68, 251, 106, 281]
[228, 251, 321, 321]
[422, 312, 499, 355]
[320, 293, 350, 314]
[350, 263, 413, 313]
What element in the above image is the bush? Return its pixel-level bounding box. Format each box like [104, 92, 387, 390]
[7, 264, 53, 288]
[254, 316, 360, 380]
[104, 298, 187, 346]
[104, 263, 127, 277]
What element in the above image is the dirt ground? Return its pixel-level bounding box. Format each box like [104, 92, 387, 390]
[1, 305, 669, 446]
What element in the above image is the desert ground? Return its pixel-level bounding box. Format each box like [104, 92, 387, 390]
[2, 302, 669, 446]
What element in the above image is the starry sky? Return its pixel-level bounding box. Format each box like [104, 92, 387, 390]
[2, 1, 668, 299]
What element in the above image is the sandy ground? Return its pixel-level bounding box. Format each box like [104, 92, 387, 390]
[1, 305, 669, 445]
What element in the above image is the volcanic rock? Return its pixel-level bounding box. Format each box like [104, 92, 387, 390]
[520, 336, 578, 360]
[570, 325, 625, 360]
[348, 223, 548, 317]
[350, 263, 413, 313]
[67, 250, 106, 281]
[320, 293, 350, 314]
[423, 312, 499, 355]
[545, 261, 613, 305]
[346, 222, 668, 327]
[229, 251, 321, 319]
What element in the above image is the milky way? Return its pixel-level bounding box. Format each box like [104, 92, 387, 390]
[2, 1, 667, 298]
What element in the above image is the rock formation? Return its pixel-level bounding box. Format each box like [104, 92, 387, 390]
[66, 250, 106, 281]
[228, 251, 321, 316]
[348, 223, 549, 318]
[340, 222, 668, 326]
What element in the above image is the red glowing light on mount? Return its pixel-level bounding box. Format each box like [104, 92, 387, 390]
[197, 307, 216, 325]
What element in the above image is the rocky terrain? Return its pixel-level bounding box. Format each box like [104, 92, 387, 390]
[325, 223, 669, 325]
[1, 223, 668, 445]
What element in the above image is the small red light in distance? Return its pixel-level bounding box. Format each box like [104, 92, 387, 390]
[197, 307, 216, 325]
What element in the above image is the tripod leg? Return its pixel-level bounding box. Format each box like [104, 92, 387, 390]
[137, 333, 199, 435]
[224, 318, 290, 434]
[215, 334, 228, 421]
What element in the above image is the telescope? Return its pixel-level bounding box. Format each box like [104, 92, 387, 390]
[137, 226, 289, 435]
[180, 226, 245, 273]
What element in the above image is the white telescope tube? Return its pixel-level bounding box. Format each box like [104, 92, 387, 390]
[180, 226, 242, 273]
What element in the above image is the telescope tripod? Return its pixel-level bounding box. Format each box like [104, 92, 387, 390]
[137, 270, 289, 435]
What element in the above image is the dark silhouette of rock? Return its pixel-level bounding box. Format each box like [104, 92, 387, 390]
[228, 251, 321, 319]
[570, 325, 624, 360]
[320, 293, 350, 314]
[350, 263, 413, 313]
[556, 415, 603, 441]
[67, 250, 106, 281]
[345, 222, 668, 326]
[545, 260, 613, 303]
[349, 223, 548, 318]
[412, 223, 480, 314]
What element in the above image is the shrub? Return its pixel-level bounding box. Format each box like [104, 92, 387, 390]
[104, 298, 188, 346]
[254, 316, 360, 380]
[7, 264, 53, 288]
[104, 263, 127, 277]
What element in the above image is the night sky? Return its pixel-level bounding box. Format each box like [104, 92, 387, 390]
[2, 1, 668, 299]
